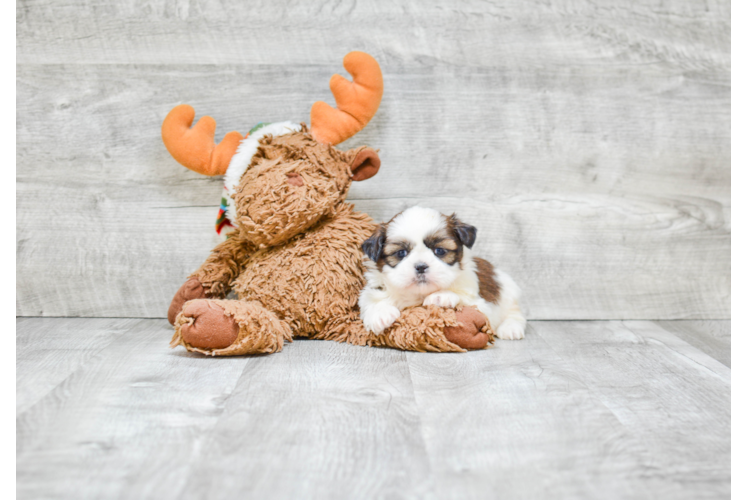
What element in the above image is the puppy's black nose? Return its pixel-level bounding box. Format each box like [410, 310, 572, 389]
[415, 263, 429, 274]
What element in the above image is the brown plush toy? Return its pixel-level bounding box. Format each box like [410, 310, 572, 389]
[163, 52, 493, 355]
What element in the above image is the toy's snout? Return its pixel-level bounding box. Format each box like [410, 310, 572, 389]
[286, 172, 304, 186]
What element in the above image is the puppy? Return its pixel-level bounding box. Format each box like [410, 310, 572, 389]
[358, 206, 526, 340]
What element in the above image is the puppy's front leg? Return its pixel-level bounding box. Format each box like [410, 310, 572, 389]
[359, 285, 402, 334]
[423, 290, 461, 308]
[361, 301, 401, 334]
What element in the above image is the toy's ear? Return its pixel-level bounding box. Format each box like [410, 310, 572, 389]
[350, 147, 380, 181]
[362, 224, 387, 261]
[450, 215, 477, 249]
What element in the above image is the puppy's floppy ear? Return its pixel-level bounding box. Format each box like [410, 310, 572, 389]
[450, 215, 477, 249]
[362, 224, 387, 261]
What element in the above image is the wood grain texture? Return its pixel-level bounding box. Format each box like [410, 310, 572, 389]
[17, 319, 250, 500]
[16, 0, 730, 319]
[405, 330, 653, 499]
[725, 2, 748, 322]
[537, 321, 730, 495]
[16, 0, 730, 69]
[730, 224, 748, 319]
[16, 317, 139, 414]
[655, 320, 730, 367]
[179, 340, 430, 499]
[16, 62, 729, 319]
[16, 318, 730, 499]
[730, 204, 748, 319]
[406, 320, 730, 499]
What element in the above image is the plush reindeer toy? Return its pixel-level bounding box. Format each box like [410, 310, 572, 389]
[163, 52, 493, 355]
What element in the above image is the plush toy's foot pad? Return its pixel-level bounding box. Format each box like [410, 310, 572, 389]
[179, 299, 239, 349]
[444, 307, 490, 350]
[173, 299, 293, 356]
[168, 277, 208, 325]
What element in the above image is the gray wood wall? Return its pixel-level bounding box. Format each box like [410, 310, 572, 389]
[726, 0, 748, 320]
[16, 0, 731, 320]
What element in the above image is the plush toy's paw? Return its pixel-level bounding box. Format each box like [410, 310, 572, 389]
[444, 307, 490, 350]
[497, 318, 526, 340]
[363, 303, 402, 334]
[168, 278, 208, 325]
[423, 291, 461, 308]
[178, 299, 239, 349]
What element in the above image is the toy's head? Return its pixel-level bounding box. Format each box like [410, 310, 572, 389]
[228, 127, 379, 247]
[161, 52, 383, 247]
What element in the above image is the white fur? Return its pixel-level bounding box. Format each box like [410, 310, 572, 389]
[359, 206, 526, 339]
[223, 121, 302, 224]
[423, 290, 460, 308]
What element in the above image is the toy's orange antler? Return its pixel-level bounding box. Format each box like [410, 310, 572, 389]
[310, 52, 383, 145]
[161, 104, 244, 176]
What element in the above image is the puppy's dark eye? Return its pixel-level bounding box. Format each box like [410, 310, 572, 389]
[433, 248, 447, 257]
[396, 249, 408, 259]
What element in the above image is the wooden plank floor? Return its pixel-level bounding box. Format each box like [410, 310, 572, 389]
[16, 318, 730, 499]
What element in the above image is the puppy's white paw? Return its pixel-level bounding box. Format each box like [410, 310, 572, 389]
[363, 304, 402, 334]
[497, 318, 526, 340]
[423, 291, 460, 308]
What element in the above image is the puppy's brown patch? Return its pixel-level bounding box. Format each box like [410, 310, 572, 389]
[474, 257, 501, 304]
[362, 212, 407, 271]
[382, 239, 413, 268]
[424, 228, 462, 265]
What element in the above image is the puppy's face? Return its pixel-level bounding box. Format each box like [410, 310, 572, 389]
[362, 207, 477, 295]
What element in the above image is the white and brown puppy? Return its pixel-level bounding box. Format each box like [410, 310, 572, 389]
[359, 206, 526, 340]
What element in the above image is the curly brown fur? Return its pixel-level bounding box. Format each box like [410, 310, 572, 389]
[321, 306, 469, 352]
[190, 233, 255, 298]
[231, 203, 374, 337]
[233, 130, 357, 248]
[170, 129, 492, 355]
